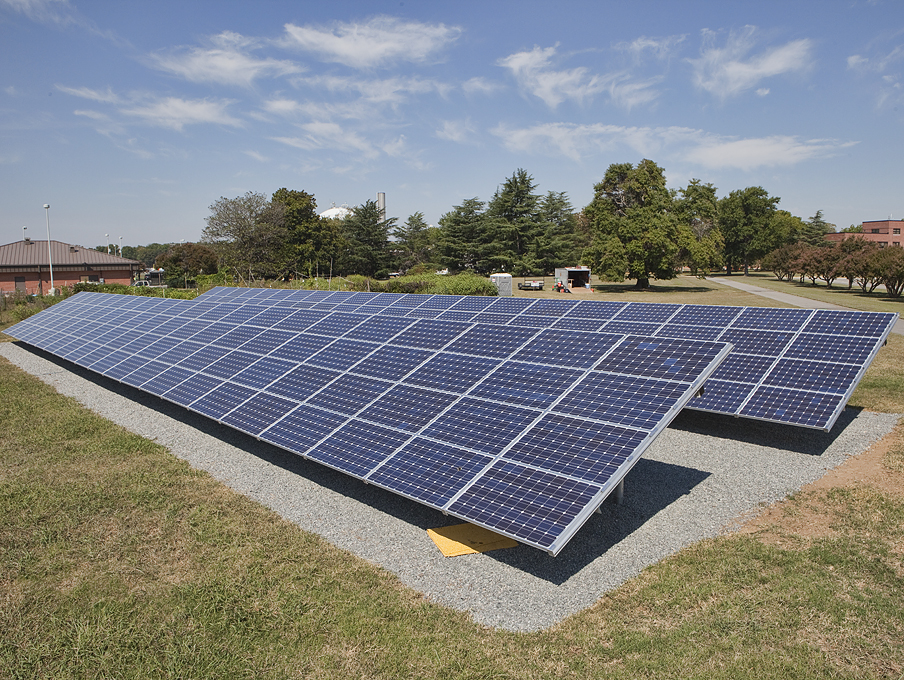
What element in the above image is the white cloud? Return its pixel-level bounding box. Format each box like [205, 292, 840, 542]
[689, 26, 813, 98]
[55, 84, 120, 103]
[498, 45, 607, 108]
[491, 121, 854, 170]
[148, 31, 302, 87]
[244, 150, 269, 162]
[120, 97, 242, 131]
[847, 54, 869, 69]
[436, 119, 476, 143]
[616, 34, 687, 62]
[462, 77, 498, 95]
[281, 16, 461, 69]
[756, 88, 770, 96]
[499, 44, 660, 110]
[273, 122, 378, 158]
[1, 0, 74, 26]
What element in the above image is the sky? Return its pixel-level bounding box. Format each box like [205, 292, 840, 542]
[1, 0, 903, 249]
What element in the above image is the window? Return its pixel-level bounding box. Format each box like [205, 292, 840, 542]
[870, 228, 881, 233]
[79, 275, 100, 283]
[14, 276, 26, 292]
[894, 228, 900, 234]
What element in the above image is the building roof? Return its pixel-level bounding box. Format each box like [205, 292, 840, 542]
[0, 239, 141, 268]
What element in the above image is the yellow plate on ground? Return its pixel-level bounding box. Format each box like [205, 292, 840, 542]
[427, 523, 518, 556]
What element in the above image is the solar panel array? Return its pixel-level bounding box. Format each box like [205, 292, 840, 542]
[6, 291, 731, 555]
[193, 286, 897, 431]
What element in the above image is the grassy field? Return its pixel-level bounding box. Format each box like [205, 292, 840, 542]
[2, 283, 904, 678]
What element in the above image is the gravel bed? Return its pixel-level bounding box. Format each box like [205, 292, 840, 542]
[2, 341, 899, 632]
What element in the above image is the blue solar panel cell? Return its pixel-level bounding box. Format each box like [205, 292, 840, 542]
[245, 307, 300, 328]
[352, 346, 434, 381]
[304, 312, 366, 337]
[266, 364, 340, 401]
[269, 333, 335, 363]
[279, 310, 329, 332]
[190, 382, 257, 419]
[390, 319, 470, 349]
[612, 302, 679, 323]
[343, 316, 415, 343]
[359, 385, 458, 432]
[231, 357, 297, 389]
[421, 398, 540, 456]
[486, 298, 535, 314]
[469, 363, 584, 409]
[306, 374, 390, 414]
[595, 337, 728, 382]
[783, 334, 877, 364]
[762, 358, 861, 394]
[163, 373, 223, 405]
[176, 345, 232, 372]
[221, 392, 298, 435]
[803, 310, 897, 337]
[730, 307, 812, 331]
[237, 329, 297, 355]
[655, 325, 724, 341]
[154, 340, 207, 365]
[181, 321, 231, 344]
[508, 315, 555, 328]
[448, 461, 601, 551]
[369, 439, 492, 506]
[436, 310, 477, 322]
[512, 329, 620, 369]
[306, 338, 376, 370]
[504, 413, 647, 485]
[404, 353, 501, 392]
[219, 305, 270, 325]
[121, 359, 168, 388]
[707, 353, 776, 383]
[307, 421, 409, 477]
[687, 379, 751, 413]
[105, 355, 150, 380]
[601, 321, 661, 336]
[554, 373, 688, 429]
[142, 366, 195, 396]
[718, 328, 795, 356]
[669, 305, 742, 327]
[740, 386, 846, 428]
[202, 350, 260, 379]
[258, 405, 345, 453]
[445, 324, 537, 358]
[470, 313, 517, 325]
[529, 299, 580, 317]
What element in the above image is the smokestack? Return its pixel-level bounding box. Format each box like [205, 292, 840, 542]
[377, 192, 386, 222]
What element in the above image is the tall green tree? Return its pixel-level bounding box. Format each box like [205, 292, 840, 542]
[675, 179, 723, 275]
[201, 191, 290, 281]
[271, 188, 340, 277]
[336, 199, 395, 277]
[154, 242, 218, 288]
[484, 169, 542, 273]
[799, 209, 836, 246]
[718, 186, 781, 275]
[437, 198, 492, 274]
[583, 159, 681, 288]
[533, 191, 581, 273]
[392, 211, 434, 273]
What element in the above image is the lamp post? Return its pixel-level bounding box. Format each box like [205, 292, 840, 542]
[119, 236, 122, 257]
[43, 204, 54, 294]
[23, 226, 27, 241]
[105, 233, 109, 254]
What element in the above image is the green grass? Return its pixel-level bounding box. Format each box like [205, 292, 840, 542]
[711, 271, 904, 315]
[3, 279, 904, 678]
[1, 356, 903, 678]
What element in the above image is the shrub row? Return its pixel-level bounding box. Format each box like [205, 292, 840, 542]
[763, 239, 904, 297]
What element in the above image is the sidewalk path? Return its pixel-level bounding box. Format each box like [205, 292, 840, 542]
[706, 276, 903, 336]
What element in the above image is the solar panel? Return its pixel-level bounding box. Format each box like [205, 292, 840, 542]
[193, 286, 897, 432]
[6, 290, 730, 555]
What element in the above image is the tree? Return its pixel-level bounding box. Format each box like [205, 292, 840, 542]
[763, 243, 808, 281]
[392, 212, 434, 273]
[533, 191, 581, 273]
[484, 168, 543, 273]
[154, 242, 218, 288]
[873, 246, 904, 297]
[122, 243, 171, 268]
[718, 186, 781, 275]
[201, 191, 290, 281]
[336, 199, 395, 277]
[799, 209, 836, 247]
[583, 159, 680, 288]
[675, 179, 723, 275]
[437, 198, 492, 274]
[271, 188, 338, 278]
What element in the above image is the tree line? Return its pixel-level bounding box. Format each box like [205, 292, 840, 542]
[763, 238, 904, 297]
[116, 159, 872, 289]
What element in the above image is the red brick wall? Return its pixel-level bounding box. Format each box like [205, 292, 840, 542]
[0, 269, 134, 295]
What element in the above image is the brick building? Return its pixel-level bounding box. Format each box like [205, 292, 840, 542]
[824, 219, 903, 247]
[0, 238, 142, 295]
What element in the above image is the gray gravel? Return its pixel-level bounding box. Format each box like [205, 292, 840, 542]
[2, 340, 899, 632]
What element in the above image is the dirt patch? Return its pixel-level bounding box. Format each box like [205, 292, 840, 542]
[739, 418, 904, 545]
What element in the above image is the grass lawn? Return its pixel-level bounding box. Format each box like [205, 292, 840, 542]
[2, 284, 904, 678]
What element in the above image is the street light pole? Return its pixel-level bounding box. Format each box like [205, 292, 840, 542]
[105, 233, 109, 254]
[23, 226, 27, 241]
[119, 236, 122, 256]
[43, 204, 54, 294]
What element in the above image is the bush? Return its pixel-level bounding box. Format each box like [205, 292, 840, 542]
[344, 272, 497, 296]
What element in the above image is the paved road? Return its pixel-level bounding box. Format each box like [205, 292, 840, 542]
[706, 276, 903, 336]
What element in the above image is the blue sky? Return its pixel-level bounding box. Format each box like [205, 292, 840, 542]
[2, 0, 902, 248]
